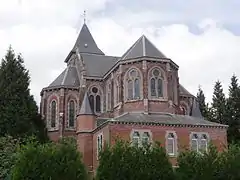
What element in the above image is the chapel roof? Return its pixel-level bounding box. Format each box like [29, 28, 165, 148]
[97, 112, 227, 128]
[48, 66, 80, 87]
[121, 35, 167, 61]
[64, 23, 105, 63]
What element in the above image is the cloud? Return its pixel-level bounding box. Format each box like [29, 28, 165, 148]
[90, 18, 240, 103]
[0, 0, 240, 107]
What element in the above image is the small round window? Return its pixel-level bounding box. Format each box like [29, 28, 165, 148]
[92, 87, 98, 93]
[153, 69, 160, 77]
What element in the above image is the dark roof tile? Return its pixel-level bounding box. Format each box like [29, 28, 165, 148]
[79, 92, 94, 115]
[121, 35, 167, 60]
[65, 23, 104, 63]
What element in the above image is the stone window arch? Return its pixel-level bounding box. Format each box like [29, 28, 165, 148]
[89, 86, 102, 113]
[50, 100, 57, 128]
[106, 82, 112, 111]
[165, 131, 178, 156]
[199, 134, 208, 152]
[190, 133, 199, 152]
[124, 67, 142, 101]
[149, 67, 165, 98]
[68, 100, 76, 128]
[132, 131, 140, 147]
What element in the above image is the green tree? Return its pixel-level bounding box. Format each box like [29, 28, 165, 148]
[226, 75, 240, 144]
[0, 46, 48, 142]
[211, 80, 226, 124]
[96, 140, 175, 180]
[196, 86, 211, 119]
[217, 144, 240, 180]
[11, 137, 88, 180]
[176, 145, 222, 180]
[0, 136, 19, 179]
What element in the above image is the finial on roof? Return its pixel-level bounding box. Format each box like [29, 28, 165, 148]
[79, 91, 94, 116]
[83, 10, 86, 24]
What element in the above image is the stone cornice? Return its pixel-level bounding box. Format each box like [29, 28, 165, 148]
[76, 117, 228, 135]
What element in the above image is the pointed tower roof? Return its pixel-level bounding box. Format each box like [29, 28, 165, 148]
[121, 35, 167, 60]
[79, 92, 94, 115]
[190, 98, 203, 118]
[65, 23, 104, 62]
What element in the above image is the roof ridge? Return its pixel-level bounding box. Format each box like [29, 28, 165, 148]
[121, 34, 167, 60]
[121, 36, 143, 60]
[61, 66, 70, 85]
[142, 35, 146, 56]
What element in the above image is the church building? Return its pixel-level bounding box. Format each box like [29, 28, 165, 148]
[40, 22, 228, 175]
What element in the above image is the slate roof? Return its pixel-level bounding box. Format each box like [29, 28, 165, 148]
[65, 23, 104, 63]
[81, 54, 119, 77]
[179, 84, 193, 97]
[48, 66, 80, 87]
[112, 112, 226, 128]
[121, 35, 167, 60]
[190, 99, 203, 118]
[78, 92, 94, 115]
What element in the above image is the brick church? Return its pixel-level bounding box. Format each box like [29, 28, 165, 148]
[40, 22, 228, 175]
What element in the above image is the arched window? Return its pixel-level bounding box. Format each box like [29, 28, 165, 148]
[149, 68, 164, 98]
[166, 132, 177, 156]
[50, 100, 57, 128]
[142, 132, 150, 146]
[132, 131, 140, 147]
[89, 86, 102, 113]
[191, 134, 199, 151]
[199, 134, 208, 152]
[126, 69, 141, 100]
[114, 76, 120, 105]
[106, 82, 111, 111]
[97, 133, 103, 158]
[68, 100, 75, 128]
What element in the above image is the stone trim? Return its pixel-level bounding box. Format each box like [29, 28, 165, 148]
[147, 65, 168, 101]
[97, 132, 104, 160]
[47, 93, 60, 131]
[189, 132, 210, 152]
[165, 131, 178, 157]
[130, 129, 153, 147]
[88, 84, 104, 114]
[123, 66, 143, 102]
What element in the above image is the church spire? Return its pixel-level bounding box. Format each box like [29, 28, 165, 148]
[64, 17, 104, 63]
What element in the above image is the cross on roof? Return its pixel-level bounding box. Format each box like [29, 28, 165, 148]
[83, 10, 86, 24]
[75, 10, 87, 34]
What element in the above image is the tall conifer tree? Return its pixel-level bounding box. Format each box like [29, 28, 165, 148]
[211, 80, 226, 124]
[196, 86, 210, 119]
[226, 75, 240, 143]
[0, 46, 48, 141]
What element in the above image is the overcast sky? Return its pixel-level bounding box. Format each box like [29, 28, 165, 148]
[0, 0, 240, 106]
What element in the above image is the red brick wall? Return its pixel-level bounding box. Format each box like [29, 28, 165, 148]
[77, 133, 93, 171]
[92, 125, 110, 175]
[107, 123, 227, 166]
